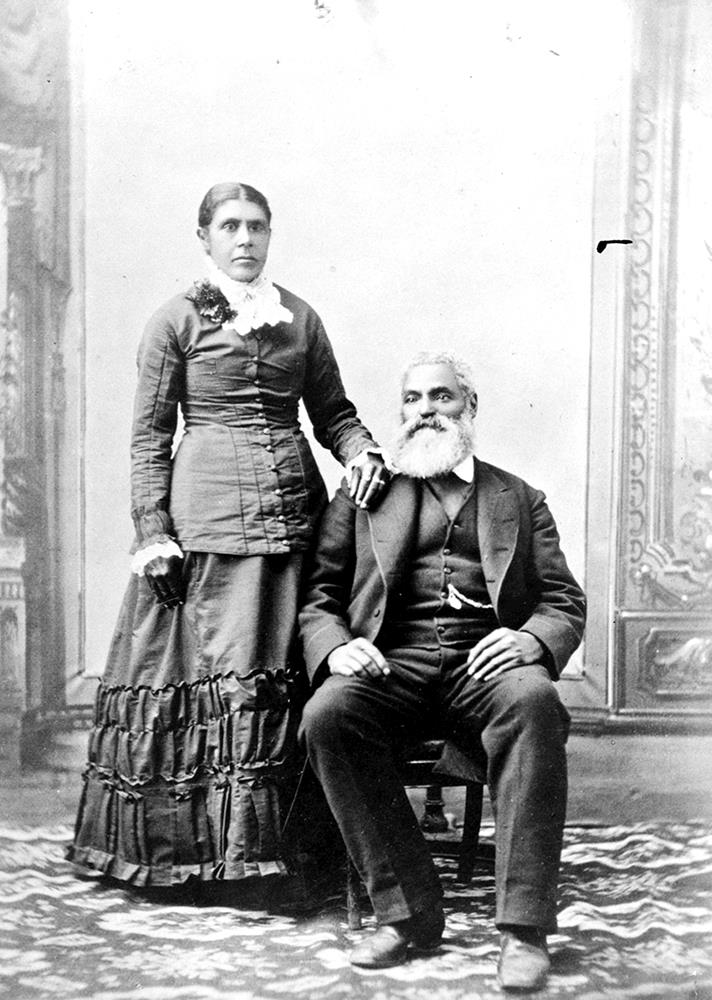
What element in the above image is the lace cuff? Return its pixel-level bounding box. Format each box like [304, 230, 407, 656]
[131, 539, 184, 577]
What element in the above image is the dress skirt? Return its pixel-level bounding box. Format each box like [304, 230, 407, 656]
[68, 552, 304, 887]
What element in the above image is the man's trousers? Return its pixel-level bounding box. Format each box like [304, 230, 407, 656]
[302, 643, 570, 932]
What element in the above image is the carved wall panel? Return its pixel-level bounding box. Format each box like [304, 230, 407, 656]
[617, 0, 712, 715]
[0, 0, 70, 762]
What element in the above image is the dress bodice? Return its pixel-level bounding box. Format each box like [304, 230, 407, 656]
[130, 285, 375, 555]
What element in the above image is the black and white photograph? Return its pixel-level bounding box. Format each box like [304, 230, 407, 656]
[0, 1, 711, 997]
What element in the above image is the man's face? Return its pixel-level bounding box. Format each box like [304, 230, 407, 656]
[394, 362, 476, 478]
[401, 363, 468, 424]
[198, 199, 271, 283]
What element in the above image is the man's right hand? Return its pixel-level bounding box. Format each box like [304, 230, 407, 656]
[327, 638, 390, 679]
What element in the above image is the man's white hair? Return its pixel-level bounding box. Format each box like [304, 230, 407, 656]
[400, 351, 478, 413]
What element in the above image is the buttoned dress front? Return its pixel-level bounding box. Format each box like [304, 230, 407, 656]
[68, 284, 376, 887]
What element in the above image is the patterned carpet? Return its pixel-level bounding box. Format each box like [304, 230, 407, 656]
[0, 822, 711, 999]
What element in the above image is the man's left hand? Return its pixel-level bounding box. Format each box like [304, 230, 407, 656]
[349, 453, 390, 510]
[466, 628, 544, 681]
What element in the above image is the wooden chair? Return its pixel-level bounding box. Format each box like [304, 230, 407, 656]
[345, 738, 492, 930]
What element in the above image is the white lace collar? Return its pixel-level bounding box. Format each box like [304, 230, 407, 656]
[203, 256, 293, 336]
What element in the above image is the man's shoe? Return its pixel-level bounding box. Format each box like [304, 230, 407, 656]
[349, 923, 410, 968]
[349, 913, 444, 969]
[497, 927, 550, 992]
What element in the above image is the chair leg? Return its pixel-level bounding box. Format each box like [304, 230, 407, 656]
[457, 782, 484, 883]
[420, 783, 449, 832]
[346, 855, 362, 930]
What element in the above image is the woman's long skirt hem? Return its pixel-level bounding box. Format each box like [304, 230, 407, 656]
[66, 845, 286, 888]
[67, 763, 292, 887]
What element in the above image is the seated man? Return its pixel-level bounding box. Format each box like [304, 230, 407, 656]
[299, 351, 585, 991]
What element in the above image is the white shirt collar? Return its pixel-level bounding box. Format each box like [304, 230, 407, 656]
[452, 456, 475, 483]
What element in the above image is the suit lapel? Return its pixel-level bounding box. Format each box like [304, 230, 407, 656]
[366, 476, 420, 587]
[475, 459, 519, 606]
[366, 465, 520, 605]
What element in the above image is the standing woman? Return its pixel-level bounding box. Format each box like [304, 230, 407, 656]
[68, 182, 386, 888]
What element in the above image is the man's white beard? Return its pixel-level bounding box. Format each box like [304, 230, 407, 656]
[393, 412, 476, 479]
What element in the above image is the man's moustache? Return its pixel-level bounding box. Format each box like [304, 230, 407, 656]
[405, 415, 450, 438]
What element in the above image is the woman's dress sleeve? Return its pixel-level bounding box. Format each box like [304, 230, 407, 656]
[301, 313, 376, 465]
[130, 308, 185, 545]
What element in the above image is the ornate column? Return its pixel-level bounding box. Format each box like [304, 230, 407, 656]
[0, 143, 42, 772]
[616, 0, 712, 719]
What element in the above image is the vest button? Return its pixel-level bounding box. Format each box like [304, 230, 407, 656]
[374, 609, 381, 617]
[443, 548, 451, 555]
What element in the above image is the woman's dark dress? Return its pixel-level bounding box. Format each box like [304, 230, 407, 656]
[68, 285, 376, 885]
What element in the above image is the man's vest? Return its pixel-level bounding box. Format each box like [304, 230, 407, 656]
[382, 474, 499, 648]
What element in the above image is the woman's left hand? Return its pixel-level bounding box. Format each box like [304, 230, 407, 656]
[144, 554, 185, 609]
[349, 452, 391, 510]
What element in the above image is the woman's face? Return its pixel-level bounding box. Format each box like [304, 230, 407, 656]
[198, 199, 271, 282]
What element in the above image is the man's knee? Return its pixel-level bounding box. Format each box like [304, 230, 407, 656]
[301, 679, 357, 749]
[497, 668, 570, 735]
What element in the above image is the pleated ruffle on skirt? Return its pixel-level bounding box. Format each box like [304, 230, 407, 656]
[67, 552, 304, 886]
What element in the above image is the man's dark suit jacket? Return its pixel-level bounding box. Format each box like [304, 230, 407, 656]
[300, 458, 585, 688]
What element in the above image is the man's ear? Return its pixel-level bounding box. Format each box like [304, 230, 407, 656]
[471, 392, 478, 417]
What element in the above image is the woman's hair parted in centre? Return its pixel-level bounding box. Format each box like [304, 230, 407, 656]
[198, 182, 272, 228]
[401, 351, 478, 413]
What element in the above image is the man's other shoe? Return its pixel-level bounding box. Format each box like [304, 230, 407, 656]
[349, 912, 444, 969]
[497, 927, 550, 992]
